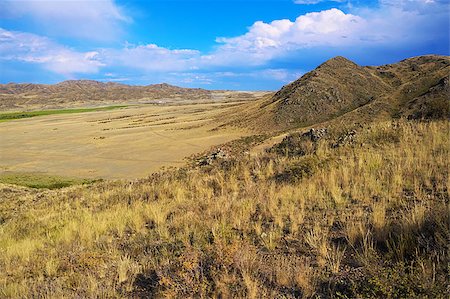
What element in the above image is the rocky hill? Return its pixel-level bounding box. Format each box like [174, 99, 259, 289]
[272, 56, 390, 126]
[232, 55, 449, 131]
[373, 55, 450, 120]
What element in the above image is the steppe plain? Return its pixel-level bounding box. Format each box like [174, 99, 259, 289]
[0, 95, 261, 180]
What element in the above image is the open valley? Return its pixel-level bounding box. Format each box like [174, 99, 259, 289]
[0, 101, 249, 179]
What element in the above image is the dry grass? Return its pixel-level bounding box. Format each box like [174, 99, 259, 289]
[0, 119, 448, 298]
[0, 101, 249, 179]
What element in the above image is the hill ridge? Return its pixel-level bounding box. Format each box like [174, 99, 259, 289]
[230, 55, 449, 131]
[0, 80, 219, 110]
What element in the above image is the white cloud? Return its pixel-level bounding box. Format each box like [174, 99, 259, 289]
[207, 9, 365, 66]
[103, 44, 201, 72]
[1, 0, 130, 41]
[209, 0, 447, 67]
[253, 69, 303, 82]
[0, 28, 103, 74]
[0, 27, 201, 75]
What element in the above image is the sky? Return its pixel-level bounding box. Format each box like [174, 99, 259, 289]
[0, 0, 448, 90]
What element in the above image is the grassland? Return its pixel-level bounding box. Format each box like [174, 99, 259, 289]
[0, 102, 249, 179]
[0, 105, 127, 122]
[0, 172, 99, 189]
[1, 119, 447, 298]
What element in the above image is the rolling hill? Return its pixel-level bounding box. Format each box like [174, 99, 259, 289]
[0, 80, 263, 111]
[230, 55, 449, 132]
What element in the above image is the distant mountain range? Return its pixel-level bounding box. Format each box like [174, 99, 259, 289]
[0, 80, 261, 110]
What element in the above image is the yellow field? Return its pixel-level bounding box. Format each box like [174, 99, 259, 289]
[0, 102, 249, 179]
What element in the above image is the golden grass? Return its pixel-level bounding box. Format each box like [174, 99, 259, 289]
[0, 102, 249, 179]
[0, 119, 448, 298]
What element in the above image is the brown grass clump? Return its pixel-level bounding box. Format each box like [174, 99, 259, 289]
[0, 119, 448, 298]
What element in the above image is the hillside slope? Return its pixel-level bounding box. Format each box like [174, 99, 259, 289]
[0, 81, 207, 110]
[1, 120, 448, 298]
[230, 55, 449, 132]
[272, 56, 391, 127]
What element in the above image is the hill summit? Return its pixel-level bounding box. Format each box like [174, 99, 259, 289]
[239, 55, 449, 131]
[272, 56, 390, 126]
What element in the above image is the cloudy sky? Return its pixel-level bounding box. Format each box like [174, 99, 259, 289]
[0, 0, 448, 90]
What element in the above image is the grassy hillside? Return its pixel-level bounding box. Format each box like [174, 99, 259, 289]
[272, 56, 390, 127]
[0, 105, 127, 122]
[1, 55, 448, 297]
[225, 55, 449, 132]
[1, 119, 448, 298]
[0, 172, 99, 189]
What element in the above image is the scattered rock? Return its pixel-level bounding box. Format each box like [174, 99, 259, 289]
[333, 130, 357, 148]
[303, 128, 328, 142]
[197, 148, 230, 166]
[271, 127, 328, 157]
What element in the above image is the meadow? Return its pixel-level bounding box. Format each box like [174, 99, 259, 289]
[1, 119, 447, 298]
[0, 172, 97, 189]
[0, 106, 127, 122]
[0, 101, 249, 179]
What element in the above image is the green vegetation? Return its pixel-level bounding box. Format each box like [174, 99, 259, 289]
[0, 172, 99, 189]
[0, 105, 127, 122]
[0, 120, 448, 298]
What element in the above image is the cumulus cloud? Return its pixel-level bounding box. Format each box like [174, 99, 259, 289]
[210, 0, 448, 67]
[1, 0, 130, 41]
[0, 27, 202, 76]
[0, 28, 103, 74]
[208, 9, 366, 66]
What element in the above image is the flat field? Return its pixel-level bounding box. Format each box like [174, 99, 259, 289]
[0, 102, 249, 179]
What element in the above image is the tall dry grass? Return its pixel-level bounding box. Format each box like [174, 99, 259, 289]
[0, 120, 448, 298]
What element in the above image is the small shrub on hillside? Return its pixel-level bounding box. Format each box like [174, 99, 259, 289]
[271, 133, 316, 157]
[274, 156, 323, 183]
[408, 97, 450, 120]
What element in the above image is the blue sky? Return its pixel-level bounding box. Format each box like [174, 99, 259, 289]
[0, 0, 448, 90]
